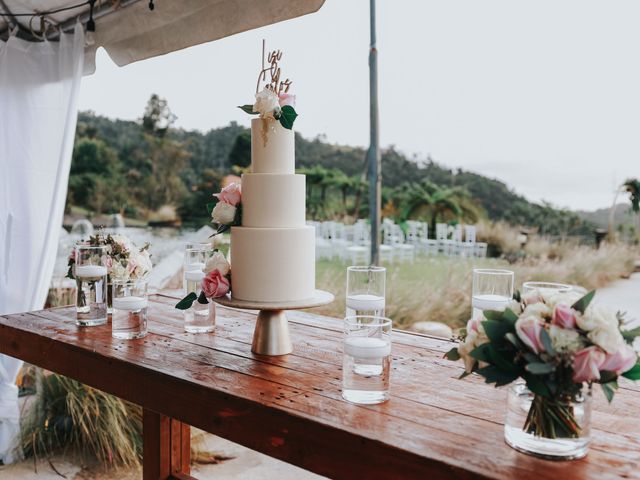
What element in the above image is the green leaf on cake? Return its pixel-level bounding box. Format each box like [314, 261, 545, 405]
[279, 105, 298, 130]
[175, 292, 197, 310]
[238, 104, 257, 115]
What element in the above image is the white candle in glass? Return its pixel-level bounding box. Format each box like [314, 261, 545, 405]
[344, 336, 391, 360]
[184, 270, 205, 282]
[472, 294, 511, 311]
[112, 296, 148, 311]
[75, 265, 108, 278]
[186, 261, 205, 271]
[346, 294, 385, 312]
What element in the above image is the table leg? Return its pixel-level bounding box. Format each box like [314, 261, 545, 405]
[143, 409, 192, 480]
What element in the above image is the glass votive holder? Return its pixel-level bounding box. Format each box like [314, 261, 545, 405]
[472, 268, 514, 315]
[342, 315, 392, 405]
[74, 243, 108, 327]
[183, 245, 211, 293]
[522, 281, 572, 298]
[183, 268, 215, 333]
[346, 266, 386, 317]
[112, 280, 148, 339]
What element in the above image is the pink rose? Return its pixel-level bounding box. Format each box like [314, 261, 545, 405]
[466, 314, 484, 334]
[278, 92, 296, 108]
[201, 270, 230, 298]
[572, 346, 606, 383]
[523, 291, 543, 305]
[515, 316, 546, 354]
[552, 304, 577, 329]
[127, 257, 137, 275]
[101, 255, 113, 269]
[214, 183, 241, 207]
[599, 344, 637, 375]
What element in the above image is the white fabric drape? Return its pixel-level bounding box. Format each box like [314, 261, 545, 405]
[0, 24, 84, 464]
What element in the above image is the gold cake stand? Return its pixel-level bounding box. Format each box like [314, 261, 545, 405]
[214, 290, 334, 356]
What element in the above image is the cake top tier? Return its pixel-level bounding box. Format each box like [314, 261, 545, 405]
[251, 118, 295, 174]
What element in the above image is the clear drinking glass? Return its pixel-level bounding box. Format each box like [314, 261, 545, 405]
[346, 266, 386, 317]
[112, 280, 148, 339]
[522, 281, 572, 298]
[183, 268, 215, 333]
[75, 243, 108, 326]
[472, 269, 514, 316]
[342, 315, 392, 405]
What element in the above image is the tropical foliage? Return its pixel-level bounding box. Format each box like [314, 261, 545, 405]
[66, 95, 593, 236]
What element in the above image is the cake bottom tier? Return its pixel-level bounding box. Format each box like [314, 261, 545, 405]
[230, 226, 315, 303]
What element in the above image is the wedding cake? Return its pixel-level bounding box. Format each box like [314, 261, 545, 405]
[230, 118, 315, 302]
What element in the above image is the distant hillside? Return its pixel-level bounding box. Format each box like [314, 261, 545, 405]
[71, 110, 592, 236]
[577, 203, 637, 230]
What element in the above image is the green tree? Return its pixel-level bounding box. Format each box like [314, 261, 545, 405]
[228, 131, 252, 171]
[141, 94, 177, 138]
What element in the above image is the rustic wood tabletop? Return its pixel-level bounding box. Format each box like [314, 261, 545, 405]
[1, 293, 638, 480]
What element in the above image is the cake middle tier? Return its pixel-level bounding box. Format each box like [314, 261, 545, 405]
[241, 173, 306, 228]
[230, 226, 316, 303]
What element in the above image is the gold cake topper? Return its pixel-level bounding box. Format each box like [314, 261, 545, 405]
[256, 39, 292, 96]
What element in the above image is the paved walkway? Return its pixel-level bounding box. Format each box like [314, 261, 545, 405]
[596, 272, 640, 327]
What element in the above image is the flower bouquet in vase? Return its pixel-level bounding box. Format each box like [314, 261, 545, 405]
[446, 289, 640, 459]
[68, 234, 152, 313]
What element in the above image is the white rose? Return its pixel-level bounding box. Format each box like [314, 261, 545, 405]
[204, 251, 230, 276]
[458, 333, 479, 373]
[588, 327, 625, 354]
[577, 303, 618, 332]
[211, 202, 237, 225]
[253, 88, 281, 119]
[508, 299, 524, 315]
[548, 325, 584, 352]
[110, 262, 129, 281]
[543, 291, 581, 310]
[522, 302, 552, 321]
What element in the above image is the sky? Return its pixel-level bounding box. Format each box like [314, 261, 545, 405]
[78, 0, 640, 212]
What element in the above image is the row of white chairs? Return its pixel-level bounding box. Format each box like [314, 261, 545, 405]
[308, 220, 487, 262]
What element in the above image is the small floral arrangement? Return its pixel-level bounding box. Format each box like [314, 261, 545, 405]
[67, 233, 152, 282]
[175, 250, 231, 310]
[446, 290, 640, 439]
[239, 44, 298, 130]
[239, 87, 298, 130]
[207, 182, 242, 235]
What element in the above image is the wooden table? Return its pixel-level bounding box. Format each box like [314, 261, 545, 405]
[1, 294, 639, 480]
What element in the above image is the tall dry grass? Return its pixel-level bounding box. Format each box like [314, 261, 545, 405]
[314, 242, 639, 330]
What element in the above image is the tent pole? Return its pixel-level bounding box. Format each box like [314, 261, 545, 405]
[367, 0, 381, 266]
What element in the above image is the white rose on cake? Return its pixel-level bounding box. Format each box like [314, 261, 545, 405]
[204, 251, 230, 277]
[253, 88, 280, 119]
[211, 201, 237, 225]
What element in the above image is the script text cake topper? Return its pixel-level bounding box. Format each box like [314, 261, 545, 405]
[256, 39, 292, 96]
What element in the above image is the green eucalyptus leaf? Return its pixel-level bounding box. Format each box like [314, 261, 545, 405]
[483, 310, 504, 321]
[622, 361, 640, 381]
[598, 370, 618, 384]
[571, 290, 595, 315]
[502, 308, 518, 326]
[539, 328, 556, 356]
[475, 365, 519, 387]
[622, 326, 640, 344]
[238, 104, 257, 114]
[197, 291, 209, 305]
[279, 105, 298, 130]
[470, 343, 492, 363]
[444, 347, 461, 361]
[487, 346, 519, 373]
[525, 362, 555, 375]
[482, 320, 512, 343]
[175, 292, 197, 310]
[601, 380, 618, 403]
[523, 373, 551, 397]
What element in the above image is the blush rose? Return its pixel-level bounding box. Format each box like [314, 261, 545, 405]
[572, 346, 606, 383]
[201, 270, 230, 299]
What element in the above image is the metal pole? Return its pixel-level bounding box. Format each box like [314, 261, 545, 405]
[368, 0, 381, 266]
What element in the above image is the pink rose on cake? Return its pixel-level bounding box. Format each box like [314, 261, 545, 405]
[214, 183, 241, 207]
[202, 270, 230, 299]
[278, 92, 296, 108]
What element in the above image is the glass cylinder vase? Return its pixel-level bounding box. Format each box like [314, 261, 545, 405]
[504, 382, 591, 460]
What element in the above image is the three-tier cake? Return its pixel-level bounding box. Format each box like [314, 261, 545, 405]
[229, 118, 315, 302]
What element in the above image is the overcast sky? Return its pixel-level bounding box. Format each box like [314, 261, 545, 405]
[78, 0, 640, 211]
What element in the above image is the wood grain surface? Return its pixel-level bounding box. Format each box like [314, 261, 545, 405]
[1, 294, 639, 479]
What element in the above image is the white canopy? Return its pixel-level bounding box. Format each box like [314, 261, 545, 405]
[0, 0, 325, 73]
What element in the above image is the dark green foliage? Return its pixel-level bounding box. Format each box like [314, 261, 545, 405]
[228, 130, 252, 169]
